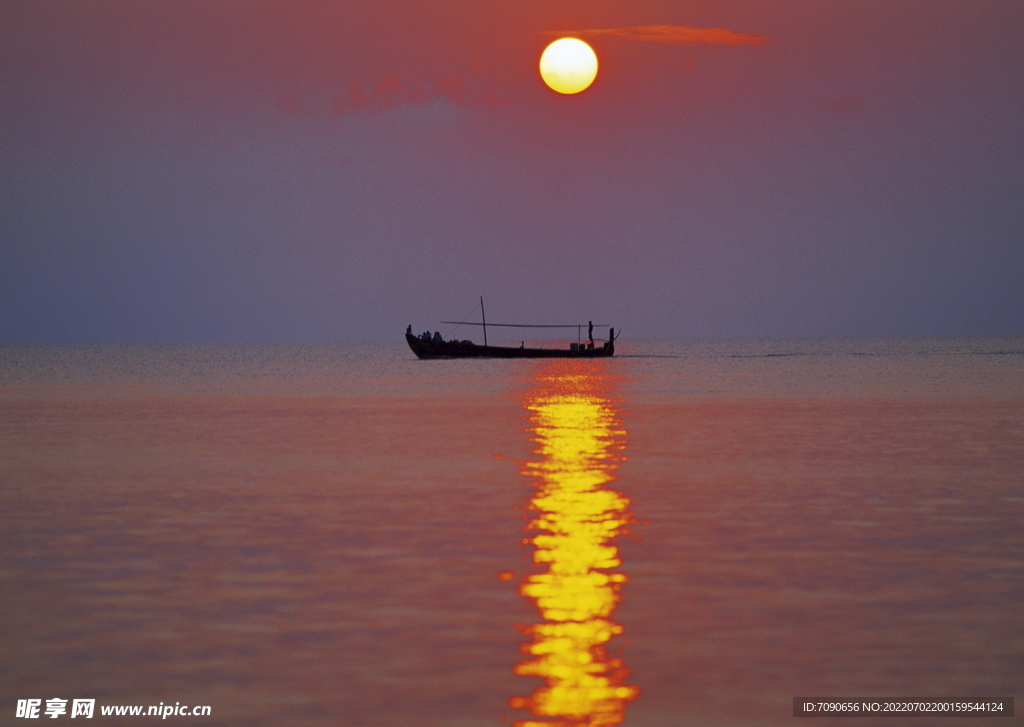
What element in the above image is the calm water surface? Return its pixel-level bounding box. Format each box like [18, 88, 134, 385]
[2, 337, 1023, 726]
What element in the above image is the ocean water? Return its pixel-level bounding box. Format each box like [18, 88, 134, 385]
[2, 336, 1023, 726]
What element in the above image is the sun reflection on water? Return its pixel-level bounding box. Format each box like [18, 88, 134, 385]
[510, 363, 639, 727]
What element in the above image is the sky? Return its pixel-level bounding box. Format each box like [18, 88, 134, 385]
[2, 0, 1022, 343]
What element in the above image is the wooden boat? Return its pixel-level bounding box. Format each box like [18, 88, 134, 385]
[406, 298, 615, 359]
[406, 332, 615, 359]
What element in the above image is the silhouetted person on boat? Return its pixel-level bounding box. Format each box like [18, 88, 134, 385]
[406, 325, 412, 335]
[588, 321, 594, 343]
[433, 331, 442, 343]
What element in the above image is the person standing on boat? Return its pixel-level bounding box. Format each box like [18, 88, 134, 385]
[588, 321, 594, 345]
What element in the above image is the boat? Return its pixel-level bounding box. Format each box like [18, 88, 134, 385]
[405, 298, 615, 359]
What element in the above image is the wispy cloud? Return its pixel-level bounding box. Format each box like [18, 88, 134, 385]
[327, 74, 503, 116]
[544, 25, 769, 48]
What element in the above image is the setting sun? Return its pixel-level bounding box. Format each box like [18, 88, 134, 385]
[539, 38, 598, 94]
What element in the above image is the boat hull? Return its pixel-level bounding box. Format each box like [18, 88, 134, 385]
[406, 334, 613, 359]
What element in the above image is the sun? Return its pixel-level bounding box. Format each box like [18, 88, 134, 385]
[539, 38, 598, 94]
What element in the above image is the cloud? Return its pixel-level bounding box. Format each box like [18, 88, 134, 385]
[821, 94, 865, 116]
[327, 73, 502, 116]
[330, 74, 405, 114]
[544, 25, 770, 47]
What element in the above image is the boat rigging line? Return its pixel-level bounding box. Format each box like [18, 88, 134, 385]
[440, 297, 611, 346]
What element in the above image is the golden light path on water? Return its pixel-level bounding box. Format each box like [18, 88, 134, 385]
[510, 362, 640, 727]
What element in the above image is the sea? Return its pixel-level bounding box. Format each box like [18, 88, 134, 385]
[2, 336, 1023, 726]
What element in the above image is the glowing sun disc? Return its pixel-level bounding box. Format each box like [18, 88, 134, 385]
[539, 38, 598, 94]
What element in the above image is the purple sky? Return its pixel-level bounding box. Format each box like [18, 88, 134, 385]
[2, 0, 1022, 343]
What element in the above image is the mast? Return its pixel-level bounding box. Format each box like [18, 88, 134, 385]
[480, 296, 487, 347]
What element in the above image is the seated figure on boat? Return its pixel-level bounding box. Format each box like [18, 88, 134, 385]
[433, 331, 443, 343]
